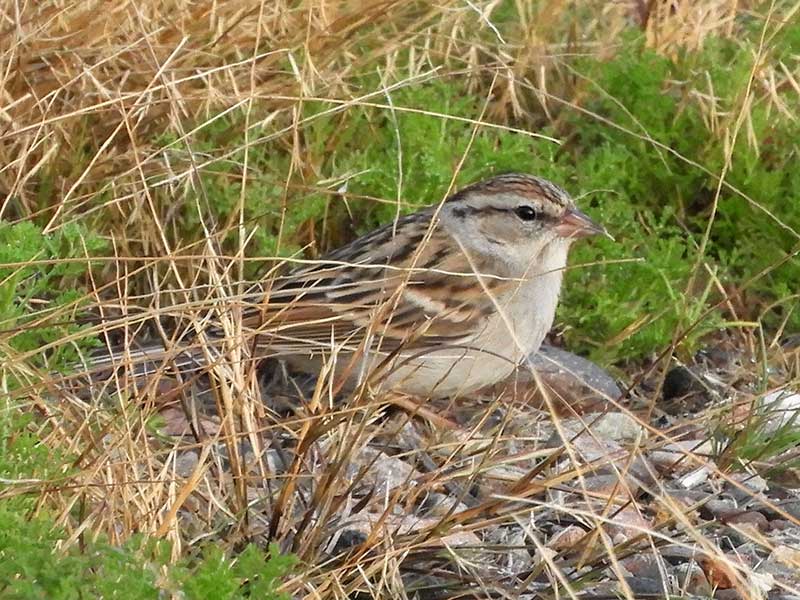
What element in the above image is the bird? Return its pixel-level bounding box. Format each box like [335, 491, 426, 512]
[89, 173, 607, 399]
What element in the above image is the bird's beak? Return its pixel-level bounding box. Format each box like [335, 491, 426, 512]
[555, 208, 613, 240]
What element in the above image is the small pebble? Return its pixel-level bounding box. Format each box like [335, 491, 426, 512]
[675, 562, 712, 597]
[623, 576, 665, 595]
[605, 506, 652, 539]
[724, 510, 769, 531]
[547, 525, 586, 552]
[768, 545, 800, 569]
[715, 590, 744, 600]
[620, 554, 664, 580]
[701, 498, 740, 520]
[175, 451, 200, 477]
[660, 544, 704, 565]
[591, 411, 646, 442]
[768, 519, 797, 531]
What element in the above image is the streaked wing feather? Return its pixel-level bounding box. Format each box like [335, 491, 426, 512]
[235, 212, 508, 354]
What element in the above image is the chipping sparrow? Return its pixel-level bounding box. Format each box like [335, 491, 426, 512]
[96, 174, 606, 399]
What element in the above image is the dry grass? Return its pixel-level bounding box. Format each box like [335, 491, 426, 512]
[2, 1, 800, 598]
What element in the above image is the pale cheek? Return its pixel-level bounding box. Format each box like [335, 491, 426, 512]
[479, 221, 541, 252]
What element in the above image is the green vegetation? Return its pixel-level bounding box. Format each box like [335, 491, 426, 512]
[0, 222, 104, 372]
[0, 507, 295, 598]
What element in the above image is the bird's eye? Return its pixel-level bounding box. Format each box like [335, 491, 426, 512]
[515, 205, 539, 221]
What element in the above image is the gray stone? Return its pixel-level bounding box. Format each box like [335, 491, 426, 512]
[175, 450, 199, 477]
[650, 440, 714, 475]
[419, 492, 470, 518]
[496, 345, 622, 412]
[760, 545, 800, 583]
[755, 497, 800, 521]
[724, 510, 770, 531]
[547, 525, 586, 552]
[757, 558, 798, 584]
[528, 344, 622, 399]
[761, 389, 800, 434]
[620, 553, 666, 580]
[546, 421, 627, 463]
[591, 411, 646, 442]
[264, 449, 289, 474]
[544, 414, 648, 477]
[715, 590, 744, 600]
[769, 519, 798, 531]
[675, 562, 713, 597]
[350, 447, 420, 496]
[660, 544, 705, 565]
[678, 464, 713, 489]
[729, 471, 769, 494]
[720, 526, 763, 549]
[624, 576, 667, 595]
[701, 498, 740, 520]
[580, 474, 641, 502]
[483, 526, 534, 575]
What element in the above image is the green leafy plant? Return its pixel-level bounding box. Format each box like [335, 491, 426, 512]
[560, 30, 800, 360]
[0, 510, 296, 599]
[181, 544, 297, 600]
[0, 221, 105, 373]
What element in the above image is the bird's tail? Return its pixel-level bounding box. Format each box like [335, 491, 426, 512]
[95, 340, 209, 376]
[62, 335, 221, 397]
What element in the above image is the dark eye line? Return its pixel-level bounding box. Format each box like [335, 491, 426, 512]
[451, 204, 552, 220]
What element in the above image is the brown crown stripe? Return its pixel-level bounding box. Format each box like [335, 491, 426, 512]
[448, 173, 570, 207]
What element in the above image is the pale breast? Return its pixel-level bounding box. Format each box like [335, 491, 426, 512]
[375, 254, 567, 397]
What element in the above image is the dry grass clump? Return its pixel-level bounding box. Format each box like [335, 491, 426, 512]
[1, 1, 641, 231]
[3, 1, 412, 228]
[643, 0, 738, 55]
[2, 1, 800, 598]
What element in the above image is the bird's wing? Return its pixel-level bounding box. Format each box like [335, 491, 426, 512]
[235, 213, 513, 356]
